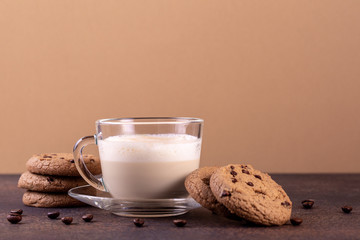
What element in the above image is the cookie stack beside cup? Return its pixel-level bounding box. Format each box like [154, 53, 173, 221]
[18, 153, 101, 208]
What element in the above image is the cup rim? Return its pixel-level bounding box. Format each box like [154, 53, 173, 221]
[96, 117, 204, 125]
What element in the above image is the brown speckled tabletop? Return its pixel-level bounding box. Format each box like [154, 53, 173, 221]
[1, 174, 359, 240]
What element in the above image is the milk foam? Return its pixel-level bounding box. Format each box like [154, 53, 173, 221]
[98, 134, 201, 162]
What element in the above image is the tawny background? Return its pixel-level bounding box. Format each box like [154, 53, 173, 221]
[1, 1, 360, 173]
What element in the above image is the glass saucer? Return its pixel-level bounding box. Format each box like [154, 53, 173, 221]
[68, 185, 201, 217]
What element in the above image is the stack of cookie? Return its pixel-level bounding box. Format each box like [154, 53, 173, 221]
[18, 153, 101, 208]
[185, 164, 292, 226]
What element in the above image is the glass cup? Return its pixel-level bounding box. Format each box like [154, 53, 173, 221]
[73, 117, 203, 217]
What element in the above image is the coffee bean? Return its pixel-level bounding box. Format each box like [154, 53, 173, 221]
[133, 218, 144, 227]
[302, 199, 314, 209]
[10, 209, 23, 215]
[47, 211, 60, 219]
[82, 214, 93, 222]
[290, 217, 303, 226]
[342, 206, 353, 214]
[232, 178, 238, 183]
[254, 175, 262, 180]
[247, 182, 254, 187]
[242, 169, 250, 174]
[173, 219, 187, 227]
[7, 214, 22, 224]
[61, 217, 73, 225]
[230, 170, 237, 176]
[221, 190, 231, 198]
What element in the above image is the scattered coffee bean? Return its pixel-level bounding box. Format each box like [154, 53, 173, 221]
[47, 211, 60, 219]
[133, 218, 144, 227]
[290, 217, 303, 226]
[221, 190, 231, 198]
[254, 175, 262, 180]
[247, 182, 254, 187]
[230, 170, 237, 176]
[242, 169, 250, 174]
[10, 209, 23, 215]
[342, 206, 353, 214]
[7, 214, 22, 224]
[61, 217, 73, 225]
[302, 199, 314, 209]
[82, 214, 93, 222]
[173, 219, 187, 227]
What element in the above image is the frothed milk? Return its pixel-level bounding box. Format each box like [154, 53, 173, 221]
[98, 134, 201, 199]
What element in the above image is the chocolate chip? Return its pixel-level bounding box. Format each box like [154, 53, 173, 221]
[82, 214, 93, 222]
[232, 178, 238, 183]
[47, 211, 60, 219]
[46, 177, 54, 183]
[342, 206, 353, 213]
[173, 219, 187, 227]
[7, 214, 22, 224]
[43, 155, 52, 158]
[242, 169, 250, 174]
[70, 159, 75, 163]
[230, 170, 237, 177]
[290, 217, 303, 226]
[255, 190, 265, 195]
[133, 218, 144, 227]
[254, 175, 262, 180]
[247, 182, 254, 187]
[61, 217, 73, 225]
[201, 178, 210, 185]
[10, 209, 23, 215]
[221, 190, 231, 198]
[90, 159, 95, 162]
[302, 199, 314, 209]
[281, 201, 291, 207]
[230, 165, 235, 169]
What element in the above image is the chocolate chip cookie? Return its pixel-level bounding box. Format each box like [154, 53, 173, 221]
[22, 191, 86, 207]
[185, 167, 233, 216]
[26, 153, 101, 176]
[210, 164, 292, 226]
[18, 171, 87, 192]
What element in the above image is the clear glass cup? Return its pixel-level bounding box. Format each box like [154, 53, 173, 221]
[73, 117, 203, 217]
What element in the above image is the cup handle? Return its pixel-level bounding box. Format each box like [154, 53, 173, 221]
[73, 135, 106, 191]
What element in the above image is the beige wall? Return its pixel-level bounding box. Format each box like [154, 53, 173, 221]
[1, 1, 360, 173]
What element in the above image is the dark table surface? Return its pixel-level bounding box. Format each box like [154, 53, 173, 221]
[1, 174, 359, 240]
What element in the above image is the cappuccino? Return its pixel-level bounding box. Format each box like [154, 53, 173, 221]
[98, 134, 201, 199]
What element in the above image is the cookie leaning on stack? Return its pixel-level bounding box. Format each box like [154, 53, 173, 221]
[18, 153, 101, 207]
[185, 164, 292, 226]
